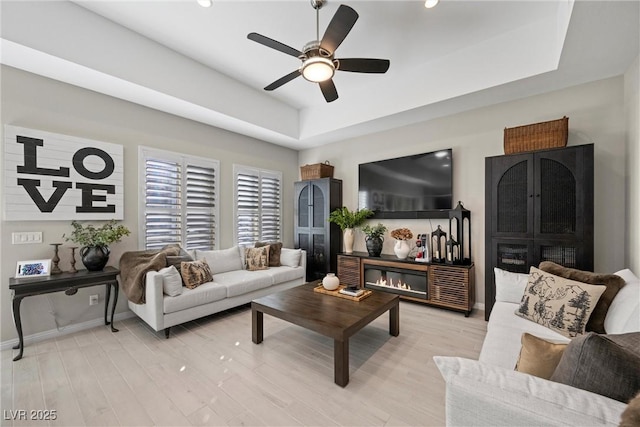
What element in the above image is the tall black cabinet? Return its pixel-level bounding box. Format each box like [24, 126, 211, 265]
[484, 144, 594, 320]
[294, 178, 343, 281]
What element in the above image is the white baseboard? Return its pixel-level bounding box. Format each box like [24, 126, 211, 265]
[473, 302, 486, 311]
[1, 311, 136, 351]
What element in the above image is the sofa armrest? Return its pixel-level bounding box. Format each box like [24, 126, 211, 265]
[128, 270, 165, 331]
[433, 356, 625, 427]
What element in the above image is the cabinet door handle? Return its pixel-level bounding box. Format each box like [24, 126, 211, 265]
[529, 194, 533, 198]
[536, 194, 541, 198]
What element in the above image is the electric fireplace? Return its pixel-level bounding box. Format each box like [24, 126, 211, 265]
[363, 262, 428, 300]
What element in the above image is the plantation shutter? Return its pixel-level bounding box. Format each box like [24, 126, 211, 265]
[144, 159, 182, 250]
[234, 166, 282, 245]
[185, 164, 217, 250]
[140, 147, 219, 251]
[260, 173, 281, 242]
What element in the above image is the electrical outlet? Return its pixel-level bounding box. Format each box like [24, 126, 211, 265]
[12, 231, 43, 244]
[89, 295, 99, 306]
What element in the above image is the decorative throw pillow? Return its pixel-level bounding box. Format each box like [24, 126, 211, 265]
[550, 332, 640, 403]
[494, 267, 530, 304]
[245, 246, 270, 271]
[620, 392, 640, 427]
[280, 248, 302, 268]
[539, 261, 627, 334]
[515, 267, 606, 338]
[166, 247, 194, 285]
[515, 333, 568, 379]
[158, 265, 183, 296]
[255, 241, 282, 267]
[180, 259, 213, 289]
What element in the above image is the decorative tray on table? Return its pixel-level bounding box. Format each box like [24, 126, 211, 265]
[313, 284, 372, 301]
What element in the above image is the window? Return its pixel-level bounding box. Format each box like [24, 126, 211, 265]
[234, 165, 282, 245]
[139, 147, 219, 251]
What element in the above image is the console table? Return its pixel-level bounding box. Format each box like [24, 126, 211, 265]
[9, 267, 120, 361]
[338, 252, 475, 316]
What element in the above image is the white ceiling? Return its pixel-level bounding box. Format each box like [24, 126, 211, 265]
[1, 1, 638, 150]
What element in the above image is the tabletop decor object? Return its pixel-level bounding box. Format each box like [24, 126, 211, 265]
[64, 220, 130, 271]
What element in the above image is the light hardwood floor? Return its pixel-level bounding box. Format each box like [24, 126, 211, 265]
[2, 301, 486, 426]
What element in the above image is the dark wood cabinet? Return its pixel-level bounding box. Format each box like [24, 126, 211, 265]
[294, 178, 343, 281]
[484, 144, 594, 319]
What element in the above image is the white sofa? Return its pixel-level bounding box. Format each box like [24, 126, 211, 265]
[128, 246, 306, 337]
[435, 268, 640, 426]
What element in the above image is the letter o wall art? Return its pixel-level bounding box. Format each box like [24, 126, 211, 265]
[4, 125, 123, 221]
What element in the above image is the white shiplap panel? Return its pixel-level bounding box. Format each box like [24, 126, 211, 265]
[4, 125, 124, 220]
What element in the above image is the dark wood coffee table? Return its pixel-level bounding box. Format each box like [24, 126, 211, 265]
[251, 282, 399, 387]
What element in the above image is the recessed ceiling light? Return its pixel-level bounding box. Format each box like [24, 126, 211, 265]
[425, 0, 439, 8]
[197, 0, 212, 8]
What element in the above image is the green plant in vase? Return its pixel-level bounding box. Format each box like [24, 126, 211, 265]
[64, 220, 130, 271]
[361, 223, 387, 257]
[328, 207, 374, 253]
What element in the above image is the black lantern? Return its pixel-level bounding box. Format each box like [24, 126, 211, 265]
[449, 201, 471, 265]
[445, 236, 460, 265]
[431, 225, 447, 263]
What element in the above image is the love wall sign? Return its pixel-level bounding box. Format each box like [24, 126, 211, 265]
[4, 125, 124, 220]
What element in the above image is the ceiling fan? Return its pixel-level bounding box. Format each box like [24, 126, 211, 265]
[247, 0, 390, 103]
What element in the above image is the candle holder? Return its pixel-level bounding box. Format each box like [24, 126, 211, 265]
[449, 201, 472, 265]
[50, 243, 63, 275]
[69, 246, 78, 273]
[431, 225, 447, 263]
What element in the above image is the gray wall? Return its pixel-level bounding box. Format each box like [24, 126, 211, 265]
[0, 66, 300, 343]
[300, 75, 631, 309]
[625, 56, 640, 273]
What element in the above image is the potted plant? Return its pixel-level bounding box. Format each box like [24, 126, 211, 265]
[390, 227, 413, 259]
[64, 220, 131, 271]
[361, 223, 387, 257]
[328, 207, 374, 253]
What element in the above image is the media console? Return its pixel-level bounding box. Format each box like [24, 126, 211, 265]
[337, 252, 475, 316]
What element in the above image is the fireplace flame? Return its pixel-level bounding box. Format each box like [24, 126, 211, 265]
[375, 276, 412, 290]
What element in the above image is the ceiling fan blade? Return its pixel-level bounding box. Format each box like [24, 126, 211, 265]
[319, 79, 338, 103]
[247, 32, 302, 58]
[320, 5, 359, 55]
[264, 70, 301, 91]
[336, 58, 390, 73]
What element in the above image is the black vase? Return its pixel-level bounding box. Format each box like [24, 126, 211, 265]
[81, 245, 110, 271]
[366, 236, 383, 257]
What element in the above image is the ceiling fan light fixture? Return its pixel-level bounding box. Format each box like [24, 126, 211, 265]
[424, 0, 439, 8]
[301, 56, 335, 82]
[197, 0, 212, 8]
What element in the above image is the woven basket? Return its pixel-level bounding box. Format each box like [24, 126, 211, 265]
[504, 116, 568, 154]
[300, 161, 334, 180]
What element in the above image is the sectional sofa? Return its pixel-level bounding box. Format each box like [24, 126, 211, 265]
[435, 266, 640, 426]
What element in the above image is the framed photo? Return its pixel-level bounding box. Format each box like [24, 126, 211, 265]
[16, 259, 51, 277]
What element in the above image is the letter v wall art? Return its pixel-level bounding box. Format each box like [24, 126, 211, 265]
[4, 125, 123, 221]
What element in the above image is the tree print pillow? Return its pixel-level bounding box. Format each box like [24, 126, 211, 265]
[515, 267, 607, 338]
[245, 246, 270, 271]
[180, 259, 213, 289]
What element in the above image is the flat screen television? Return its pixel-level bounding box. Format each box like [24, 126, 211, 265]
[358, 149, 453, 218]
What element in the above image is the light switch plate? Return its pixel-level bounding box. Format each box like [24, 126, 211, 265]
[12, 232, 43, 244]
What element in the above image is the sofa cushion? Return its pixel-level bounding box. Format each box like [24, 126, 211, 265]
[515, 267, 606, 338]
[539, 261, 627, 334]
[480, 301, 570, 368]
[515, 333, 567, 379]
[163, 281, 227, 314]
[196, 247, 243, 274]
[166, 247, 194, 286]
[494, 267, 529, 304]
[213, 269, 273, 297]
[280, 248, 302, 268]
[261, 265, 304, 284]
[245, 246, 270, 271]
[256, 241, 282, 267]
[550, 332, 640, 403]
[159, 265, 183, 296]
[180, 259, 213, 289]
[605, 269, 640, 334]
